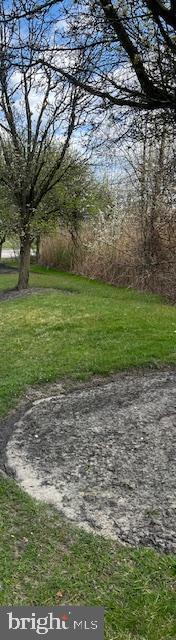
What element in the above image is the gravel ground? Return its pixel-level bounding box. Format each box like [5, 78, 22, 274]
[1, 369, 176, 552]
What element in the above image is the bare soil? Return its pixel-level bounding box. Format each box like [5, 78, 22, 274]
[0, 286, 78, 301]
[2, 368, 176, 553]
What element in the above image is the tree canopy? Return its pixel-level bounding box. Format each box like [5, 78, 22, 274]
[3, 0, 175, 116]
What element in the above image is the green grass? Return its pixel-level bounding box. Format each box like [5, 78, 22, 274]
[0, 266, 176, 638]
[0, 266, 176, 416]
[1, 478, 176, 639]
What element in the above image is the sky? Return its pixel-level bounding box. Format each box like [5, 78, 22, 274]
[0, 0, 142, 184]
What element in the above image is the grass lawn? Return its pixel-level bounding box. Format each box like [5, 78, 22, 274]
[0, 266, 176, 639]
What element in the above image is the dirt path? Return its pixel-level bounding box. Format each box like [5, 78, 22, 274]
[1, 368, 176, 552]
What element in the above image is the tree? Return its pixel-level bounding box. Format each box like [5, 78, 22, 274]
[36, 151, 112, 248]
[0, 3, 82, 288]
[0, 183, 18, 259]
[54, 159, 112, 237]
[121, 115, 176, 269]
[12, 0, 175, 116]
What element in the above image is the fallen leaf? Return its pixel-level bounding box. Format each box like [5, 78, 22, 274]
[56, 591, 64, 602]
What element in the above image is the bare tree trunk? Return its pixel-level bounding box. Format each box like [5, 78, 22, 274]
[36, 234, 41, 263]
[0, 236, 5, 261]
[17, 234, 31, 289]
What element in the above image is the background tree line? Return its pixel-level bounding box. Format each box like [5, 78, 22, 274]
[0, 0, 175, 295]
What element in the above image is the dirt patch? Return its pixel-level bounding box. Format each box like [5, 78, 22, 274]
[0, 286, 78, 301]
[2, 368, 176, 552]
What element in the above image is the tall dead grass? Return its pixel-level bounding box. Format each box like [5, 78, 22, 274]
[40, 212, 176, 302]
